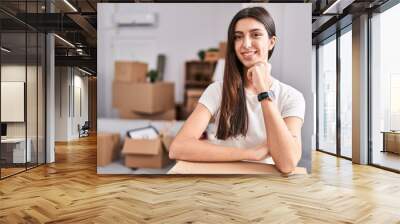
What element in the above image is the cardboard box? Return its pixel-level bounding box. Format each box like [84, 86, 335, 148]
[97, 133, 121, 166]
[119, 108, 176, 120]
[204, 51, 220, 62]
[113, 81, 175, 114]
[219, 42, 227, 59]
[168, 161, 307, 175]
[115, 61, 148, 83]
[122, 135, 174, 169]
[186, 89, 204, 112]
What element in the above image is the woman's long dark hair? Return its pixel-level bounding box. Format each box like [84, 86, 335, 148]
[216, 7, 276, 140]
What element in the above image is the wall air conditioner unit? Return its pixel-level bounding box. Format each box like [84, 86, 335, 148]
[115, 12, 157, 27]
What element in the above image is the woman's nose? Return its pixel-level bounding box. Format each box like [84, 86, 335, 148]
[242, 36, 252, 49]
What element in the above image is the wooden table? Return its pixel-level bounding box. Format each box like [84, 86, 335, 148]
[168, 160, 307, 175]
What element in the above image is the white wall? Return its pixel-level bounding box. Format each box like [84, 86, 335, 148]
[1, 66, 27, 133]
[54, 67, 89, 141]
[1, 65, 40, 137]
[72, 73, 89, 137]
[55, 67, 68, 141]
[98, 3, 242, 118]
[98, 3, 313, 171]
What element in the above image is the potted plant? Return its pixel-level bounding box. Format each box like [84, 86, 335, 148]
[147, 70, 158, 83]
[197, 50, 205, 61]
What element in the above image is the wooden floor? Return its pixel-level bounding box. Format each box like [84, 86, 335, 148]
[1, 167, 26, 178]
[1, 135, 400, 223]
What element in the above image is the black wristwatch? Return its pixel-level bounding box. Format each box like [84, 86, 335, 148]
[257, 90, 275, 102]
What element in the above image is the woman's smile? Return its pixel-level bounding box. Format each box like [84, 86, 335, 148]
[241, 50, 258, 60]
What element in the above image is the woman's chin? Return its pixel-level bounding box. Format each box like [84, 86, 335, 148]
[242, 60, 257, 68]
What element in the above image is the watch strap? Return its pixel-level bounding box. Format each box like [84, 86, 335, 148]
[257, 91, 272, 102]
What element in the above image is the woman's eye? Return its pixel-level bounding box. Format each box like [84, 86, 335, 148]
[234, 35, 242, 40]
[253, 33, 263, 38]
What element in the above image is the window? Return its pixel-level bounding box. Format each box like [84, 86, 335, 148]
[317, 36, 337, 155]
[0, 1, 47, 179]
[370, 2, 400, 171]
[339, 28, 352, 158]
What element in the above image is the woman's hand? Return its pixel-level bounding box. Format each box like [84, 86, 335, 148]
[246, 61, 272, 94]
[246, 143, 270, 161]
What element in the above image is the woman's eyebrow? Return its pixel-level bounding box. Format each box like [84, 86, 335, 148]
[249, 28, 263, 32]
[234, 28, 263, 34]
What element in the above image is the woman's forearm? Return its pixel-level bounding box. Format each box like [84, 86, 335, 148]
[260, 100, 301, 173]
[169, 138, 251, 162]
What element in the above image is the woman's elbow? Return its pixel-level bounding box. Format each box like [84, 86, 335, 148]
[168, 139, 182, 160]
[276, 159, 297, 174]
[277, 164, 295, 174]
[277, 147, 302, 174]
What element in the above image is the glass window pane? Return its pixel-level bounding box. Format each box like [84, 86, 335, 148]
[27, 31, 38, 169]
[1, 30, 28, 177]
[0, 1, 46, 179]
[318, 37, 337, 154]
[371, 3, 400, 171]
[340, 29, 352, 158]
[26, 0, 39, 170]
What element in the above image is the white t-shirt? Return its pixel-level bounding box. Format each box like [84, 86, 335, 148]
[198, 77, 305, 164]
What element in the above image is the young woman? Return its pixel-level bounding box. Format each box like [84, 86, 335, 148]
[169, 7, 305, 173]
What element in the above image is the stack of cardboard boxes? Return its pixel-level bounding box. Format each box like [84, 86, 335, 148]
[111, 61, 176, 168]
[112, 61, 176, 120]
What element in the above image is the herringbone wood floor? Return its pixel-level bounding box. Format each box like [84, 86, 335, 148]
[1, 135, 400, 223]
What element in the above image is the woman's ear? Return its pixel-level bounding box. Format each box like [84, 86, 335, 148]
[268, 36, 277, 50]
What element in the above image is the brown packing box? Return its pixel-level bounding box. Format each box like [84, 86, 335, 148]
[168, 161, 307, 175]
[122, 135, 174, 169]
[219, 42, 227, 59]
[97, 133, 121, 166]
[113, 81, 175, 114]
[204, 51, 220, 62]
[119, 108, 176, 120]
[186, 89, 204, 112]
[115, 61, 148, 83]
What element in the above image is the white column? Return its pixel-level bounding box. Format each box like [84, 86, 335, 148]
[45, 0, 56, 163]
[46, 32, 55, 163]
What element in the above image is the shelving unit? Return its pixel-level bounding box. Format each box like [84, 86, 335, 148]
[180, 60, 217, 119]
